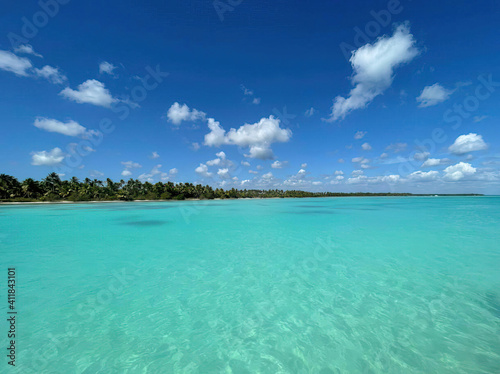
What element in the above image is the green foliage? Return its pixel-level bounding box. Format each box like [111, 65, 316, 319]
[0, 173, 482, 203]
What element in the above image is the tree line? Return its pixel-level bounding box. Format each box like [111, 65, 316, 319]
[0, 172, 446, 202]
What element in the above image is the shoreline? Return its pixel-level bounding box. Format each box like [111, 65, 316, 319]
[0, 195, 489, 206]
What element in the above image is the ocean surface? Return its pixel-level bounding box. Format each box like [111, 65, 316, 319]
[1, 197, 499, 374]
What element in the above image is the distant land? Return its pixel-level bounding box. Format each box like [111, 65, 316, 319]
[0, 173, 483, 203]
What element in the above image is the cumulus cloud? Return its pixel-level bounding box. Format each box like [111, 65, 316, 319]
[31, 147, 65, 166]
[361, 142, 372, 151]
[34, 117, 94, 137]
[327, 23, 419, 121]
[138, 164, 171, 182]
[14, 44, 43, 58]
[150, 151, 160, 159]
[120, 161, 142, 177]
[443, 162, 476, 181]
[352, 156, 370, 165]
[204, 116, 292, 160]
[121, 161, 142, 169]
[417, 83, 454, 107]
[448, 133, 488, 155]
[60, 79, 117, 107]
[195, 163, 213, 178]
[334, 170, 344, 175]
[354, 131, 366, 139]
[166, 102, 206, 125]
[99, 61, 117, 75]
[33, 65, 67, 84]
[191, 142, 200, 151]
[408, 170, 439, 181]
[241, 161, 250, 167]
[217, 168, 230, 179]
[413, 151, 430, 161]
[0, 50, 32, 76]
[271, 160, 288, 169]
[421, 158, 450, 167]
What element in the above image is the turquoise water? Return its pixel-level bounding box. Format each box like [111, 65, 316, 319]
[1, 197, 500, 373]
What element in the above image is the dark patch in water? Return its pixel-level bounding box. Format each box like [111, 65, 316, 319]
[121, 220, 168, 227]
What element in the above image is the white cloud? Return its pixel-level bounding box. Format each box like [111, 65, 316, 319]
[249, 170, 259, 174]
[305, 107, 315, 117]
[138, 164, 164, 181]
[256, 165, 264, 170]
[121, 170, 132, 177]
[204, 116, 292, 160]
[417, 83, 454, 107]
[191, 142, 200, 151]
[34, 65, 67, 84]
[352, 169, 364, 176]
[60, 79, 117, 107]
[379, 152, 389, 159]
[338, 159, 345, 163]
[14, 44, 42, 58]
[166, 102, 206, 125]
[334, 170, 344, 175]
[0, 50, 32, 76]
[301, 163, 308, 168]
[31, 147, 65, 166]
[169, 168, 178, 175]
[346, 174, 401, 184]
[354, 131, 366, 139]
[90, 170, 104, 178]
[361, 142, 372, 151]
[34, 117, 92, 137]
[352, 156, 370, 164]
[195, 163, 213, 178]
[99, 61, 117, 75]
[448, 133, 488, 155]
[271, 160, 287, 169]
[241, 161, 250, 167]
[408, 170, 439, 181]
[421, 158, 450, 167]
[218, 168, 230, 178]
[121, 161, 142, 169]
[150, 151, 160, 159]
[413, 151, 430, 161]
[252, 97, 261, 105]
[443, 162, 476, 181]
[328, 23, 419, 121]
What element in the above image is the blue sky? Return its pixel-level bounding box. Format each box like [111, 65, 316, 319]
[1, 0, 499, 193]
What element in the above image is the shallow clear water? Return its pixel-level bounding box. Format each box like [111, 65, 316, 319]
[1, 197, 500, 373]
